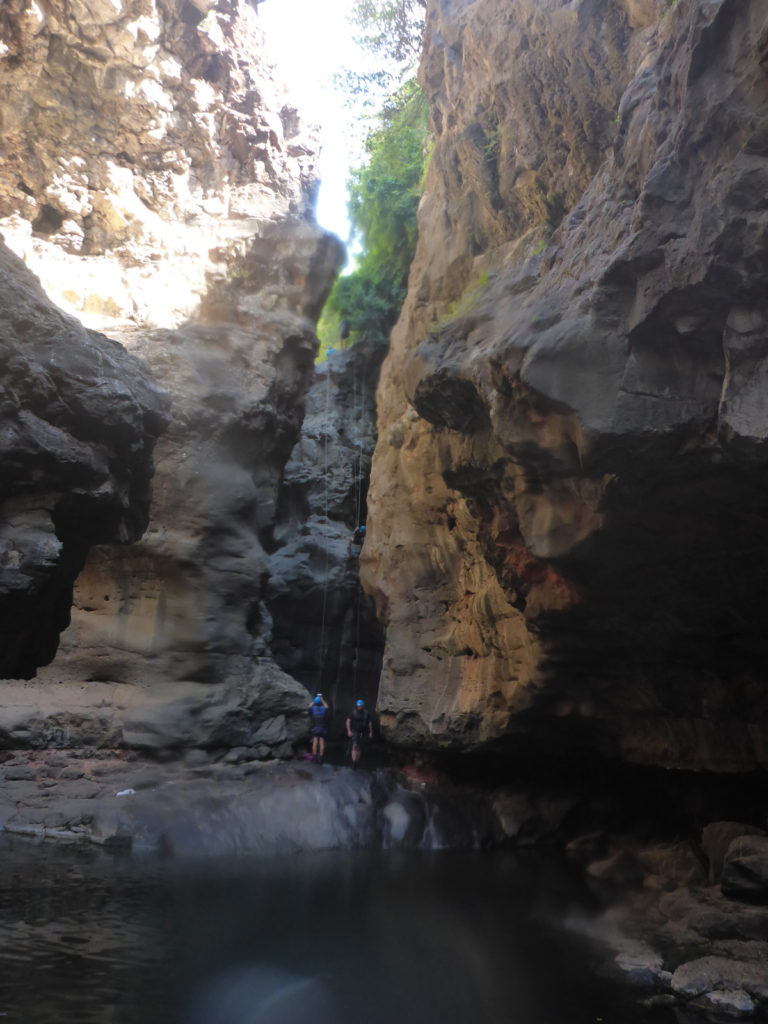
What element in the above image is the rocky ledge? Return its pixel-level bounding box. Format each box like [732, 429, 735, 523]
[0, 750, 488, 857]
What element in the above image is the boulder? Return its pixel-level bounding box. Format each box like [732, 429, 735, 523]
[703, 823, 766, 885]
[696, 989, 757, 1018]
[722, 836, 768, 904]
[671, 955, 768, 1003]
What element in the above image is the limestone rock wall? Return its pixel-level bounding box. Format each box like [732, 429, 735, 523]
[0, 0, 345, 754]
[364, 0, 768, 771]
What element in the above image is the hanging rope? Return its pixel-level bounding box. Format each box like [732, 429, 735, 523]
[318, 363, 331, 687]
[352, 573, 363, 700]
[352, 353, 366, 700]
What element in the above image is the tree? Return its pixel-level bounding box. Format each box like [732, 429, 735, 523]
[350, 0, 426, 67]
[320, 78, 430, 350]
[334, 0, 426, 110]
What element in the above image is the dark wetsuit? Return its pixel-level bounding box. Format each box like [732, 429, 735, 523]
[349, 708, 370, 746]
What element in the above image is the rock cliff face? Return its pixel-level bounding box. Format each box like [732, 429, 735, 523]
[364, 0, 768, 771]
[0, 0, 344, 754]
[267, 342, 386, 728]
[0, 0, 318, 327]
[0, 241, 168, 680]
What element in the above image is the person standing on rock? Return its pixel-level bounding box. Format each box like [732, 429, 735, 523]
[308, 694, 329, 763]
[346, 699, 373, 767]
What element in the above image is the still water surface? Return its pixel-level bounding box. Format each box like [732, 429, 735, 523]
[0, 835, 674, 1024]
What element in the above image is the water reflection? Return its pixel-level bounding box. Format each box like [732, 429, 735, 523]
[0, 837, 673, 1024]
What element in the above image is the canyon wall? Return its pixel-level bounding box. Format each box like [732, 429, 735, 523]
[364, 0, 768, 772]
[0, 0, 344, 754]
[0, 241, 168, 681]
[267, 341, 386, 730]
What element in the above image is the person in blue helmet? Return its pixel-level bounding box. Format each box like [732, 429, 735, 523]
[308, 693, 329, 763]
[349, 524, 366, 557]
[346, 699, 373, 767]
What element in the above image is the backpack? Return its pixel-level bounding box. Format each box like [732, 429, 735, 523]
[351, 708, 369, 731]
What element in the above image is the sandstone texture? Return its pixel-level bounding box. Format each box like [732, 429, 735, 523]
[30, 224, 343, 755]
[0, 0, 345, 753]
[0, 240, 168, 679]
[364, 0, 768, 770]
[267, 342, 387, 732]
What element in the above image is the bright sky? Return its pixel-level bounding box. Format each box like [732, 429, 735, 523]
[258, 0, 369, 252]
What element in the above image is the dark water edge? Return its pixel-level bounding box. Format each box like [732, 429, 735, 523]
[0, 834, 677, 1024]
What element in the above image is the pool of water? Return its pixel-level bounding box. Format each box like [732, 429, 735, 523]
[0, 835, 675, 1024]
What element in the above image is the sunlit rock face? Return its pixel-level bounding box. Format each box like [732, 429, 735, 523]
[0, 241, 168, 680]
[364, 0, 768, 771]
[0, 0, 318, 328]
[267, 343, 387, 727]
[0, 0, 345, 753]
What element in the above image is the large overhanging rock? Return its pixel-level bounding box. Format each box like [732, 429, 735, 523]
[363, 0, 768, 771]
[0, 240, 168, 679]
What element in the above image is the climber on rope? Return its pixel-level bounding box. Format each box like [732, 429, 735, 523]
[346, 699, 373, 768]
[349, 524, 366, 557]
[308, 693, 329, 764]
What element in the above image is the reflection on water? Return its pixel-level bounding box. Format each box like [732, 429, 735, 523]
[0, 835, 673, 1024]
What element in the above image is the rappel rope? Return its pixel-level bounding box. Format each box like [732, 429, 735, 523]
[317, 354, 369, 705]
[318, 364, 331, 687]
[352, 358, 366, 700]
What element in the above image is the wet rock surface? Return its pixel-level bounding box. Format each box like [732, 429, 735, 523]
[0, 750, 491, 856]
[722, 836, 768, 904]
[364, 0, 768, 770]
[267, 343, 387, 723]
[567, 822, 768, 1020]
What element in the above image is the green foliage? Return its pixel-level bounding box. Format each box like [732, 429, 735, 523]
[334, 0, 425, 106]
[350, 0, 426, 66]
[348, 79, 428, 284]
[325, 260, 409, 347]
[320, 78, 430, 354]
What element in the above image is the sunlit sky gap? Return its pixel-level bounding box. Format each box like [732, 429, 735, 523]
[257, 0, 368, 248]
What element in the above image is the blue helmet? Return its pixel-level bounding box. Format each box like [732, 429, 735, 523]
[359, 526, 366, 533]
[356, 699, 365, 707]
[313, 694, 323, 705]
